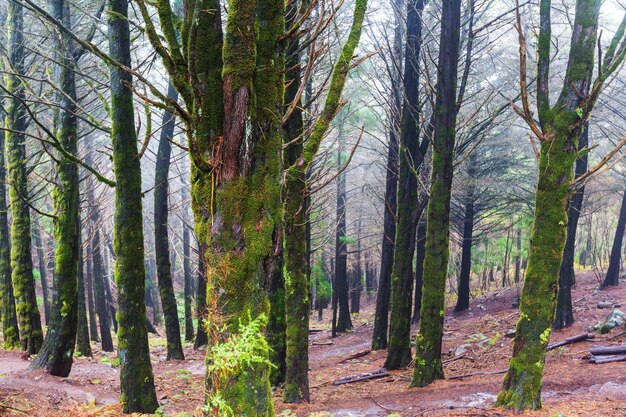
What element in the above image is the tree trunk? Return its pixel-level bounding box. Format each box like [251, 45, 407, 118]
[455, 161, 476, 312]
[334, 123, 352, 335]
[193, 243, 208, 349]
[385, 0, 426, 370]
[6, 0, 43, 354]
[603, 189, 626, 287]
[514, 228, 521, 284]
[412, 219, 426, 324]
[182, 192, 194, 342]
[411, 0, 461, 387]
[32, 216, 50, 325]
[85, 241, 99, 342]
[75, 226, 92, 357]
[554, 125, 588, 329]
[154, 82, 185, 360]
[371, 0, 402, 352]
[497, 0, 602, 409]
[107, 0, 159, 411]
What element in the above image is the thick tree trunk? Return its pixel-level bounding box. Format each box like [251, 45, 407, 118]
[385, 0, 425, 370]
[411, 0, 461, 387]
[0, 121, 18, 349]
[497, 0, 601, 409]
[30, 0, 82, 376]
[555, 125, 588, 329]
[6, 0, 43, 354]
[154, 82, 184, 360]
[107, 0, 158, 411]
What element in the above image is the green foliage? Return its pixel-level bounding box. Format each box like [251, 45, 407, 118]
[311, 259, 331, 306]
[205, 313, 275, 416]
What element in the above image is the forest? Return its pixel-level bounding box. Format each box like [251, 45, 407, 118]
[3, 0, 626, 416]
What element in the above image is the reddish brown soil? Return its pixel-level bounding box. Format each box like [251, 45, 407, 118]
[2, 270, 626, 416]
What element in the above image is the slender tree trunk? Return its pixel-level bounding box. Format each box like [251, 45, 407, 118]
[385, 0, 425, 370]
[6, 0, 43, 354]
[455, 162, 476, 312]
[502, 225, 512, 287]
[154, 82, 184, 360]
[412, 219, 426, 324]
[85, 242, 99, 342]
[554, 125, 588, 329]
[411, 0, 461, 386]
[334, 123, 352, 334]
[351, 216, 362, 314]
[182, 194, 194, 342]
[75, 226, 92, 357]
[371, 0, 402, 351]
[193, 243, 208, 349]
[107, 0, 158, 411]
[514, 228, 522, 284]
[603, 189, 626, 288]
[32, 217, 50, 325]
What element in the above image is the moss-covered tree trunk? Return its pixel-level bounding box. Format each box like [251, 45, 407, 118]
[6, 0, 43, 354]
[496, 0, 610, 409]
[411, 0, 461, 387]
[154, 82, 185, 360]
[107, 0, 159, 411]
[385, 0, 425, 371]
[0, 118, 18, 350]
[29, 0, 81, 376]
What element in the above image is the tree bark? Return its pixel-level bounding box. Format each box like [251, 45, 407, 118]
[6, 0, 43, 354]
[107, 0, 159, 411]
[385, 0, 426, 370]
[154, 81, 184, 360]
[455, 159, 476, 312]
[554, 125, 588, 329]
[411, 0, 461, 386]
[32, 216, 50, 325]
[85, 240, 99, 342]
[75, 225, 92, 357]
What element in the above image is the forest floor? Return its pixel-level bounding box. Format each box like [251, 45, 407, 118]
[3, 270, 626, 416]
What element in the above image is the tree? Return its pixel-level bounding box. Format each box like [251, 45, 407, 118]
[75, 227, 92, 357]
[154, 81, 185, 360]
[602, 185, 626, 288]
[411, 0, 461, 386]
[107, 0, 159, 411]
[496, 0, 626, 409]
[385, 0, 427, 370]
[6, 0, 43, 354]
[554, 124, 589, 328]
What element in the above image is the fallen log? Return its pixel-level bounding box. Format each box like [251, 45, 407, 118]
[309, 329, 325, 334]
[312, 341, 334, 346]
[447, 369, 507, 380]
[333, 368, 389, 385]
[546, 333, 595, 351]
[339, 349, 371, 363]
[589, 354, 626, 364]
[589, 345, 626, 356]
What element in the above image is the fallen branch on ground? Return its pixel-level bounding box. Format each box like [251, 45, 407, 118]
[547, 333, 595, 351]
[333, 368, 389, 385]
[447, 369, 507, 380]
[589, 344, 626, 356]
[312, 341, 334, 346]
[589, 354, 626, 364]
[339, 349, 371, 363]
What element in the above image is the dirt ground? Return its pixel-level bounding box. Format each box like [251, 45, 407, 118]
[3, 270, 626, 416]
